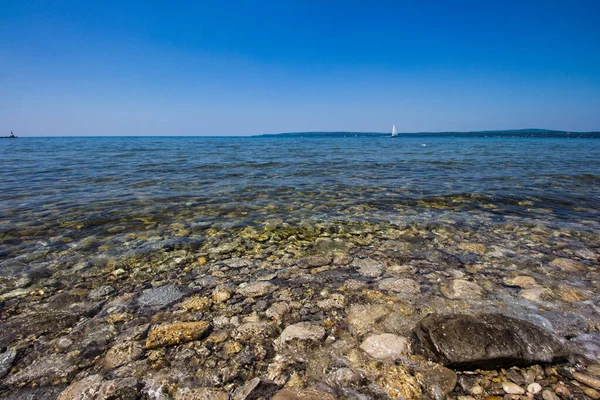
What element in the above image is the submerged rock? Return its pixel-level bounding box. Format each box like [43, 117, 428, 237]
[237, 281, 277, 297]
[145, 321, 210, 349]
[353, 258, 384, 278]
[296, 256, 330, 268]
[4, 353, 76, 386]
[174, 387, 229, 400]
[137, 284, 184, 308]
[232, 377, 280, 400]
[275, 322, 325, 347]
[272, 387, 337, 400]
[440, 279, 483, 300]
[0, 348, 17, 379]
[412, 313, 568, 369]
[360, 333, 410, 360]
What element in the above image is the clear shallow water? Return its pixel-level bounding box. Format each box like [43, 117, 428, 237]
[1, 136, 600, 398]
[1, 136, 600, 271]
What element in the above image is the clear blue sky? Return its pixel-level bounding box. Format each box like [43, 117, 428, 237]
[1, 0, 599, 136]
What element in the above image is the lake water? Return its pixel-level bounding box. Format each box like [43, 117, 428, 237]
[1, 135, 599, 398]
[2, 136, 599, 269]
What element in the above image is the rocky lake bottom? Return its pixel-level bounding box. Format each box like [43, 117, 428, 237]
[1, 205, 600, 400]
[1, 136, 599, 399]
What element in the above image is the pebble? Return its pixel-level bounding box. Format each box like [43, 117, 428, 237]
[527, 382, 542, 394]
[103, 341, 144, 370]
[346, 303, 389, 335]
[275, 322, 325, 346]
[272, 387, 337, 400]
[137, 284, 184, 307]
[145, 321, 210, 348]
[174, 387, 229, 400]
[232, 378, 279, 400]
[504, 276, 538, 289]
[236, 281, 277, 297]
[572, 372, 600, 390]
[541, 389, 560, 400]
[0, 348, 17, 379]
[377, 277, 421, 296]
[353, 258, 384, 278]
[57, 374, 103, 400]
[549, 258, 585, 271]
[266, 302, 292, 321]
[296, 256, 330, 268]
[440, 279, 483, 300]
[360, 333, 410, 360]
[584, 387, 600, 400]
[502, 381, 525, 394]
[88, 285, 115, 299]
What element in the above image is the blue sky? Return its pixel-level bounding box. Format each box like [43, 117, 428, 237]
[1, 0, 599, 136]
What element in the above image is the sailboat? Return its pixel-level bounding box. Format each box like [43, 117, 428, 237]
[391, 125, 398, 138]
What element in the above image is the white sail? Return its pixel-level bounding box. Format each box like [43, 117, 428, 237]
[392, 124, 398, 137]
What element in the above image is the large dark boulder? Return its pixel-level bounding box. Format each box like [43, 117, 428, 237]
[412, 313, 568, 369]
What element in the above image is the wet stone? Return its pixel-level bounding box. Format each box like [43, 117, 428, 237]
[503, 275, 538, 289]
[145, 320, 210, 349]
[440, 279, 483, 300]
[346, 303, 389, 335]
[232, 377, 280, 400]
[0, 348, 16, 379]
[572, 371, 600, 390]
[174, 387, 229, 400]
[237, 281, 277, 297]
[296, 256, 330, 268]
[88, 285, 115, 300]
[272, 387, 337, 400]
[413, 360, 458, 399]
[275, 322, 326, 347]
[360, 333, 410, 360]
[96, 377, 140, 400]
[549, 257, 586, 271]
[377, 277, 421, 296]
[4, 353, 76, 386]
[502, 381, 525, 394]
[353, 258, 384, 278]
[137, 284, 184, 308]
[3, 386, 67, 400]
[412, 313, 568, 369]
[103, 341, 144, 370]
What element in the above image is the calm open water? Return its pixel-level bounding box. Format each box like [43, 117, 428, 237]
[1, 136, 599, 272]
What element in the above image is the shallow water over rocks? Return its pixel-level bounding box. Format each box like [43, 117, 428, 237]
[1, 137, 599, 398]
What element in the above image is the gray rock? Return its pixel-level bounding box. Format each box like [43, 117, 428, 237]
[412, 313, 568, 369]
[88, 285, 115, 300]
[57, 374, 104, 400]
[297, 256, 330, 268]
[15, 275, 32, 288]
[275, 322, 326, 347]
[569, 333, 600, 363]
[237, 281, 277, 298]
[377, 278, 420, 296]
[2, 386, 67, 400]
[137, 284, 183, 308]
[4, 353, 76, 386]
[0, 348, 16, 378]
[360, 333, 410, 360]
[103, 341, 144, 370]
[232, 377, 280, 400]
[175, 387, 229, 400]
[96, 377, 140, 400]
[413, 360, 458, 400]
[346, 303, 390, 335]
[440, 279, 483, 300]
[353, 258, 384, 278]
